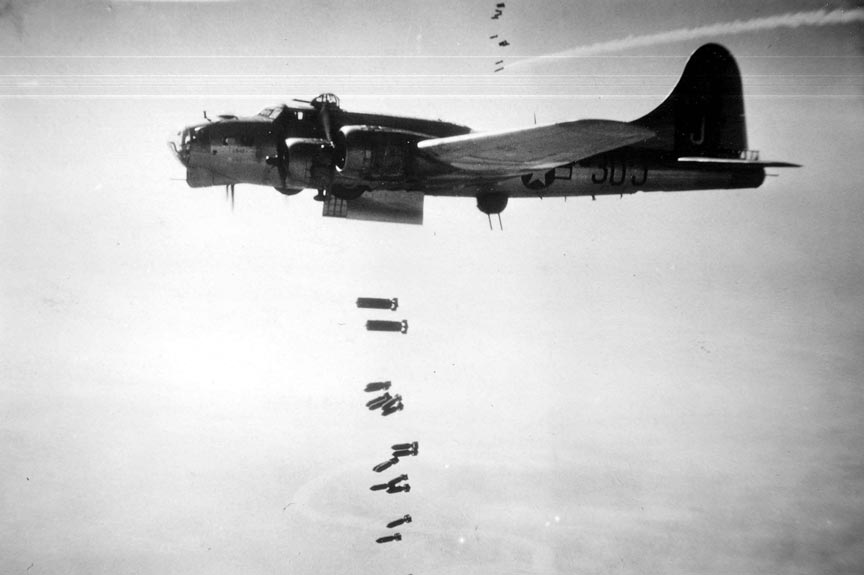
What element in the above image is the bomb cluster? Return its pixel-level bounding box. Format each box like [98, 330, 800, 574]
[489, 2, 508, 73]
[357, 297, 419, 548]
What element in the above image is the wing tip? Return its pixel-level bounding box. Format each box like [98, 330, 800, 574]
[677, 157, 802, 168]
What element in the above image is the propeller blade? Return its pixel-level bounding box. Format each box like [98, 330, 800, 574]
[309, 93, 340, 143]
[225, 184, 235, 211]
[320, 103, 332, 141]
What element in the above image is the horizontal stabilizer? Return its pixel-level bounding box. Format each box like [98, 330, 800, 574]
[677, 157, 801, 168]
[417, 120, 654, 174]
[323, 190, 424, 225]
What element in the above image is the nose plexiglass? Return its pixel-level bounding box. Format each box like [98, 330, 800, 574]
[168, 128, 190, 167]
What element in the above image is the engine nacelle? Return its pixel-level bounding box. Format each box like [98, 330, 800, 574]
[284, 138, 334, 189]
[337, 126, 424, 184]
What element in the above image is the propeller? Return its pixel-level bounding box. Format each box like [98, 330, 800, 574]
[320, 103, 333, 142]
[293, 94, 340, 200]
[225, 184, 235, 211]
[295, 93, 339, 142]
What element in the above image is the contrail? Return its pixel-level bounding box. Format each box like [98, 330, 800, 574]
[509, 8, 864, 70]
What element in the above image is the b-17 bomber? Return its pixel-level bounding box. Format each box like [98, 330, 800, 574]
[169, 44, 798, 228]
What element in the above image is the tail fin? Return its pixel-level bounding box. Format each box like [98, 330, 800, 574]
[633, 44, 748, 158]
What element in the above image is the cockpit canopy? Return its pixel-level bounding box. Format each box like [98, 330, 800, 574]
[257, 106, 286, 120]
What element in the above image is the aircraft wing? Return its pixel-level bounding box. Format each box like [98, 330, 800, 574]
[676, 157, 802, 168]
[416, 120, 654, 173]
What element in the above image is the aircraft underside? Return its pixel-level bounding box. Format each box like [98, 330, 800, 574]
[185, 151, 766, 199]
[421, 159, 766, 198]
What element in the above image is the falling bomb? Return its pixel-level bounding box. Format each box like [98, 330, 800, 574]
[356, 297, 398, 311]
[366, 320, 408, 334]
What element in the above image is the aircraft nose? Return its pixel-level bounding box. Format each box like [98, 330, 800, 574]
[168, 128, 190, 167]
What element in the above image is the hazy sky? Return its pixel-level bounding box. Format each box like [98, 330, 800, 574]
[2, 1, 863, 574]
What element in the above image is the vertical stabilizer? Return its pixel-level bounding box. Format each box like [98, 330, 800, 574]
[633, 44, 748, 158]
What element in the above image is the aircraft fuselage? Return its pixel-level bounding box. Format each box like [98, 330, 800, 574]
[172, 110, 764, 197]
[170, 46, 797, 225]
